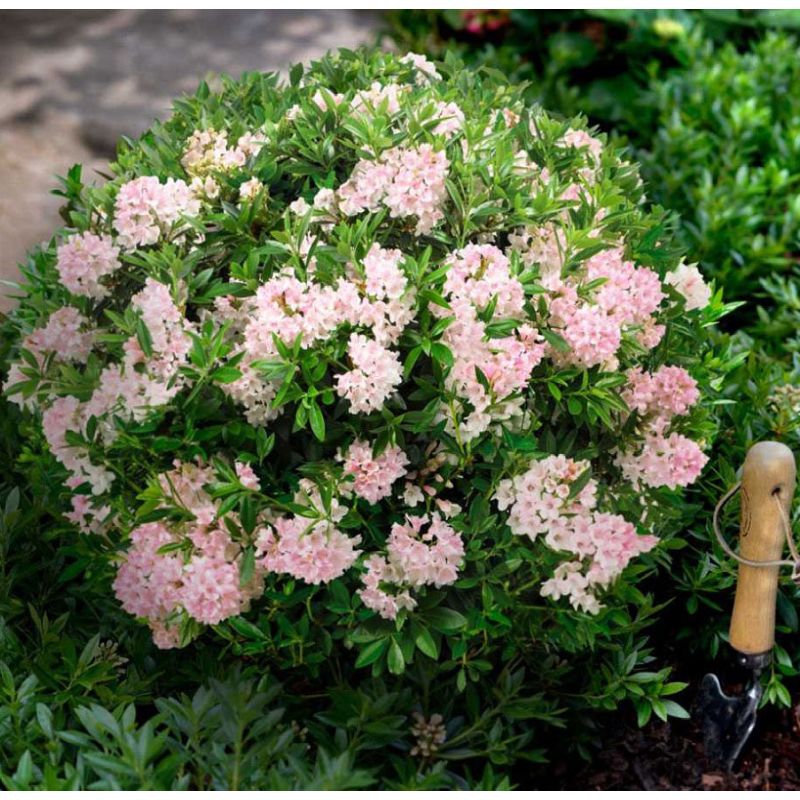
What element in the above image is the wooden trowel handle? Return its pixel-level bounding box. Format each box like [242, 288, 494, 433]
[729, 441, 797, 656]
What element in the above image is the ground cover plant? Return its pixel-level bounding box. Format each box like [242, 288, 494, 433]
[1, 46, 744, 786]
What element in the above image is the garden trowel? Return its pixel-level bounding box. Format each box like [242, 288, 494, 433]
[695, 441, 797, 771]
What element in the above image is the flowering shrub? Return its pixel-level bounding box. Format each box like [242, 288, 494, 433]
[3, 49, 720, 723]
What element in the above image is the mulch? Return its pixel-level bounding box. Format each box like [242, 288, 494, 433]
[555, 704, 800, 790]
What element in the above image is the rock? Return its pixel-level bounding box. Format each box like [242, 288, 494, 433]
[0, 10, 379, 312]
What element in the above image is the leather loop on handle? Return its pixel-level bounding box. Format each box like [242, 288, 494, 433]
[729, 442, 797, 656]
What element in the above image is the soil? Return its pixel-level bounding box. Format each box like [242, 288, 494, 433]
[555, 704, 800, 790]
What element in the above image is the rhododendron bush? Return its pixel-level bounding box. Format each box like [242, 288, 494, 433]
[3, 49, 721, 713]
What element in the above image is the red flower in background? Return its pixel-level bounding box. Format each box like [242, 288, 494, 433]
[462, 9, 510, 36]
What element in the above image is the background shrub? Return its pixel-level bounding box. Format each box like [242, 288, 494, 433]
[387, 10, 800, 144]
[643, 32, 800, 340]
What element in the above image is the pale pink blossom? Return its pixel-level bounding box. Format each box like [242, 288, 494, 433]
[616, 431, 708, 490]
[335, 333, 402, 414]
[114, 176, 201, 249]
[341, 439, 408, 503]
[23, 307, 94, 364]
[666, 261, 712, 311]
[337, 144, 449, 235]
[358, 513, 464, 620]
[55, 232, 122, 299]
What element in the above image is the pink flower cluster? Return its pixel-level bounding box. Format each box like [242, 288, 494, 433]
[65, 493, 111, 535]
[359, 513, 464, 620]
[341, 439, 409, 503]
[335, 333, 403, 414]
[33, 280, 193, 515]
[436, 244, 546, 440]
[494, 454, 597, 540]
[337, 144, 449, 235]
[41, 395, 114, 497]
[352, 244, 416, 345]
[430, 101, 464, 138]
[219, 243, 413, 424]
[507, 223, 565, 281]
[400, 52, 442, 82]
[547, 247, 664, 369]
[248, 271, 360, 351]
[495, 454, 657, 613]
[256, 480, 361, 584]
[129, 278, 193, 380]
[257, 518, 360, 585]
[616, 364, 706, 489]
[665, 261, 712, 311]
[22, 306, 94, 365]
[623, 365, 700, 421]
[113, 462, 263, 646]
[352, 81, 406, 116]
[558, 128, 604, 163]
[615, 431, 708, 490]
[114, 176, 201, 249]
[181, 128, 263, 177]
[55, 232, 122, 299]
[85, 279, 193, 429]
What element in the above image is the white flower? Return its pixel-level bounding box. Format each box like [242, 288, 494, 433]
[665, 261, 712, 311]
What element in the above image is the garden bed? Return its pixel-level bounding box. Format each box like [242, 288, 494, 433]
[557, 705, 800, 790]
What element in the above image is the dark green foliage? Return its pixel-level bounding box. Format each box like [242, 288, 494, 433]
[643, 32, 800, 337]
[387, 10, 800, 142]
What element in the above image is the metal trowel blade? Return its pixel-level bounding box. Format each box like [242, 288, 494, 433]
[694, 672, 761, 772]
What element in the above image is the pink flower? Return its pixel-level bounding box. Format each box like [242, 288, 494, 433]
[342, 439, 408, 503]
[623, 365, 700, 421]
[23, 307, 94, 364]
[55, 232, 121, 299]
[257, 517, 361, 585]
[665, 261, 712, 311]
[180, 556, 244, 625]
[182, 128, 263, 178]
[235, 461, 260, 491]
[400, 52, 442, 82]
[335, 333, 402, 414]
[114, 176, 201, 249]
[616, 431, 708, 489]
[337, 144, 449, 235]
[558, 128, 604, 163]
[358, 513, 464, 620]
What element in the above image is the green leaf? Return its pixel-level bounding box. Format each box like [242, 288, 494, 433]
[425, 607, 467, 633]
[228, 616, 267, 640]
[404, 346, 423, 379]
[415, 627, 439, 659]
[14, 751, 33, 786]
[136, 318, 153, 358]
[36, 704, 54, 739]
[308, 401, 326, 442]
[567, 396, 583, 416]
[541, 328, 571, 353]
[567, 466, 593, 501]
[355, 638, 388, 669]
[430, 342, 454, 369]
[387, 638, 405, 675]
[211, 367, 243, 384]
[239, 547, 255, 587]
[662, 700, 690, 719]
